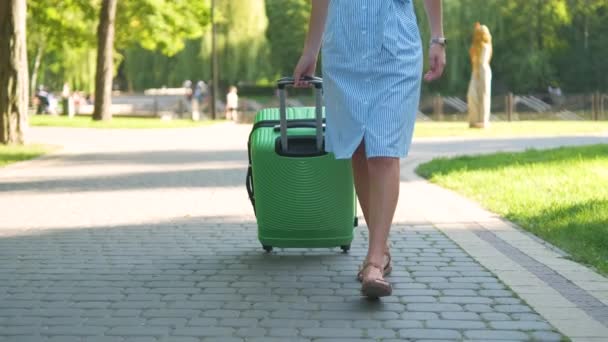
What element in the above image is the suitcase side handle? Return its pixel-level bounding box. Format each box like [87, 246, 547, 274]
[277, 76, 324, 154]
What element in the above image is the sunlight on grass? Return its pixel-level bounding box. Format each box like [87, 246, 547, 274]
[0, 144, 53, 167]
[416, 144, 608, 275]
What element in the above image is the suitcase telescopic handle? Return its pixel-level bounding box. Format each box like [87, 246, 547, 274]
[277, 76, 324, 153]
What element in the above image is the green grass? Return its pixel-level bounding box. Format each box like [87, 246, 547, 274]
[0, 144, 53, 167]
[29, 115, 224, 129]
[413, 121, 608, 138]
[416, 144, 608, 275]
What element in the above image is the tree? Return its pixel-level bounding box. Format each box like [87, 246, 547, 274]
[93, 0, 211, 120]
[93, 0, 118, 121]
[27, 0, 97, 94]
[265, 0, 310, 78]
[0, 0, 29, 145]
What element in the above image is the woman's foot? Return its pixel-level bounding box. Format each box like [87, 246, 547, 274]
[357, 249, 392, 282]
[359, 261, 392, 298]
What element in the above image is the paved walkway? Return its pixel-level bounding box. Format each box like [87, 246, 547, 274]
[0, 123, 606, 342]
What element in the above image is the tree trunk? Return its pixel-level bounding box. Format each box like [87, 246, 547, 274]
[93, 0, 118, 121]
[30, 44, 44, 97]
[0, 0, 29, 145]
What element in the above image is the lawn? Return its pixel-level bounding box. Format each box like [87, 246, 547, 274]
[413, 121, 608, 138]
[0, 144, 52, 168]
[29, 115, 224, 129]
[416, 144, 608, 275]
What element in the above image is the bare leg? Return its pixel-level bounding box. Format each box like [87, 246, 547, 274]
[361, 157, 400, 281]
[353, 142, 392, 269]
[351, 141, 371, 225]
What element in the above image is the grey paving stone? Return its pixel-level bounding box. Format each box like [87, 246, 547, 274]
[439, 296, 494, 304]
[352, 320, 382, 328]
[47, 337, 82, 342]
[383, 320, 424, 329]
[511, 313, 544, 321]
[186, 318, 218, 327]
[399, 296, 437, 303]
[399, 328, 462, 339]
[235, 328, 265, 337]
[441, 289, 478, 296]
[106, 326, 169, 337]
[464, 329, 530, 340]
[366, 328, 397, 338]
[481, 312, 511, 321]
[218, 318, 259, 328]
[146, 318, 187, 327]
[240, 310, 270, 319]
[172, 327, 235, 337]
[0, 326, 41, 336]
[494, 305, 533, 313]
[489, 321, 554, 330]
[440, 311, 481, 320]
[268, 328, 299, 337]
[393, 289, 440, 296]
[222, 302, 252, 310]
[201, 338, 244, 342]
[0, 336, 47, 342]
[83, 337, 120, 342]
[494, 297, 523, 305]
[321, 320, 352, 328]
[159, 338, 199, 342]
[300, 328, 364, 338]
[400, 311, 439, 320]
[259, 318, 319, 328]
[123, 338, 159, 342]
[202, 310, 240, 318]
[426, 319, 487, 329]
[406, 303, 463, 312]
[464, 304, 495, 313]
[479, 290, 514, 297]
[530, 331, 563, 341]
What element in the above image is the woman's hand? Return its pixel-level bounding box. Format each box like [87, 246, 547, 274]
[293, 52, 318, 87]
[424, 44, 446, 82]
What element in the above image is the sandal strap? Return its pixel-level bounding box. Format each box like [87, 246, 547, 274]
[358, 260, 385, 276]
[385, 250, 392, 268]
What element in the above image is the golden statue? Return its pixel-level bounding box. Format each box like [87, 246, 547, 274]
[467, 22, 493, 128]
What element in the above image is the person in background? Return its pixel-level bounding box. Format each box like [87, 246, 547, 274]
[35, 85, 49, 114]
[225, 86, 239, 121]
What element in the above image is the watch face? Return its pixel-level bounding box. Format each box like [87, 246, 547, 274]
[432, 38, 446, 46]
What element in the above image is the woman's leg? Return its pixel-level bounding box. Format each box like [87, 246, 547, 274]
[351, 141, 371, 225]
[362, 157, 400, 280]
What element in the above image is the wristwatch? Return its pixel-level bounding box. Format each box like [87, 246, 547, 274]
[430, 37, 447, 47]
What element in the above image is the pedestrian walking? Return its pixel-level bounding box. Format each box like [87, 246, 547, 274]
[293, 0, 446, 297]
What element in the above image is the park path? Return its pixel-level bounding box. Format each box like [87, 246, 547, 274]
[0, 123, 606, 342]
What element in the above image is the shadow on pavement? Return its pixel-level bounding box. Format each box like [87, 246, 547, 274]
[0, 216, 562, 340]
[0, 167, 249, 193]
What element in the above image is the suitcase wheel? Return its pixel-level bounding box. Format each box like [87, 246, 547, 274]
[263, 246, 273, 253]
[340, 245, 351, 253]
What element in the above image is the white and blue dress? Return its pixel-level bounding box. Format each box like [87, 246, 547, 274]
[322, 0, 423, 159]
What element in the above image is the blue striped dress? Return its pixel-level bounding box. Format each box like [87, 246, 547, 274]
[321, 0, 423, 159]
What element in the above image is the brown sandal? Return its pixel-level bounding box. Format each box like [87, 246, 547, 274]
[357, 250, 392, 282]
[359, 261, 392, 298]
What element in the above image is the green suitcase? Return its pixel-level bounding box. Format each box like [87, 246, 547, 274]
[246, 77, 357, 252]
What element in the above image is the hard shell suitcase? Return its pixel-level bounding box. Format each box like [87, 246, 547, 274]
[246, 77, 357, 252]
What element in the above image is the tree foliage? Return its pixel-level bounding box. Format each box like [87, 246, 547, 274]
[416, 0, 607, 94]
[122, 0, 271, 90]
[27, 0, 211, 93]
[27, 0, 608, 94]
[264, 0, 310, 79]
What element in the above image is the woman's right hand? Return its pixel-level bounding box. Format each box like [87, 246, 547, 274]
[293, 52, 318, 88]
